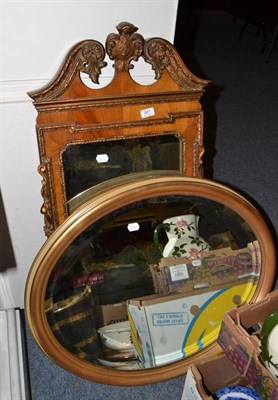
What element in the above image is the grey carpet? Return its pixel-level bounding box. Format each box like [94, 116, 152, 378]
[25, 325, 185, 399]
[25, 11, 278, 399]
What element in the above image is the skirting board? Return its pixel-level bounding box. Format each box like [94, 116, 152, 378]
[0, 309, 28, 400]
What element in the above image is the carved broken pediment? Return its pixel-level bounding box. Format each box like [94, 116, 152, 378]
[144, 37, 207, 90]
[29, 39, 107, 102]
[28, 22, 208, 102]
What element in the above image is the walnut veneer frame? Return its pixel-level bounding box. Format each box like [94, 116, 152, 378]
[28, 22, 209, 236]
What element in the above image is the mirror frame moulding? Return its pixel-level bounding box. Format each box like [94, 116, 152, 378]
[25, 176, 276, 386]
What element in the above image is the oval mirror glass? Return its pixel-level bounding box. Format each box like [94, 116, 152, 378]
[25, 177, 276, 385]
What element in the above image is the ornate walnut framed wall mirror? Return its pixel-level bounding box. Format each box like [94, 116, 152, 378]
[25, 23, 276, 386]
[25, 177, 276, 385]
[28, 21, 209, 237]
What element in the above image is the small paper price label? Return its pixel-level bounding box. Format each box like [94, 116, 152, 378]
[140, 107, 155, 119]
[170, 264, 189, 282]
[96, 153, 109, 163]
[192, 259, 201, 267]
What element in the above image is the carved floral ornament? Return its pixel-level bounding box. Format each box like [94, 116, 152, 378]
[106, 22, 144, 72]
[78, 41, 107, 84]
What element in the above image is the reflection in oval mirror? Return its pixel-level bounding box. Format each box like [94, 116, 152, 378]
[25, 177, 276, 385]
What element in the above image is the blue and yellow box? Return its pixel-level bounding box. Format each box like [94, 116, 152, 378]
[127, 279, 256, 368]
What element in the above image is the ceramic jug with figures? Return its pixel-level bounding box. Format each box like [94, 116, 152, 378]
[153, 214, 211, 258]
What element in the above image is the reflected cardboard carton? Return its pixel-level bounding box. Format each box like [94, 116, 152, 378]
[127, 280, 255, 369]
[150, 242, 260, 296]
[217, 291, 278, 400]
[96, 302, 128, 327]
[181, 354, 246, 400]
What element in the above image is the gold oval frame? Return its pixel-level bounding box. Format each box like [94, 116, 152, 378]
[25, 176, 276, 385]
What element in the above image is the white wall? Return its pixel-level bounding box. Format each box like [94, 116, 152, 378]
[0, 0, 179, 308]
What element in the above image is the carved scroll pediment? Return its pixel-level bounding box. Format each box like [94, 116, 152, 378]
[143, 38, 206, 90]
[28, 22, 208, 102]
[29, 39, 107, 102]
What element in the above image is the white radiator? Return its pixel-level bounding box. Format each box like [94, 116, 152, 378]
[0, 309, 28, 400]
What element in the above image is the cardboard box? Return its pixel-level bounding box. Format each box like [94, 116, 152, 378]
[128, 290, 220, 368]
[217, 290, 278, 400]
[181, 354, 247, 400]
[208, 230, 239, 250]
[150, 242, 260, 296]
[96, 302, 128, 327]
[127, 280, 254, 369]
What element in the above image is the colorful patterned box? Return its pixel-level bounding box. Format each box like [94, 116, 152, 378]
[217, 291, 278, 400]
[150, 242, 260, 296]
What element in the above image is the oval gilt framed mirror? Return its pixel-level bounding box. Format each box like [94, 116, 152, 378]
[25, 176, 276, 385]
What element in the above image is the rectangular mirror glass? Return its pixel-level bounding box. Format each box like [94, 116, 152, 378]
[62, 134, 180, 201]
